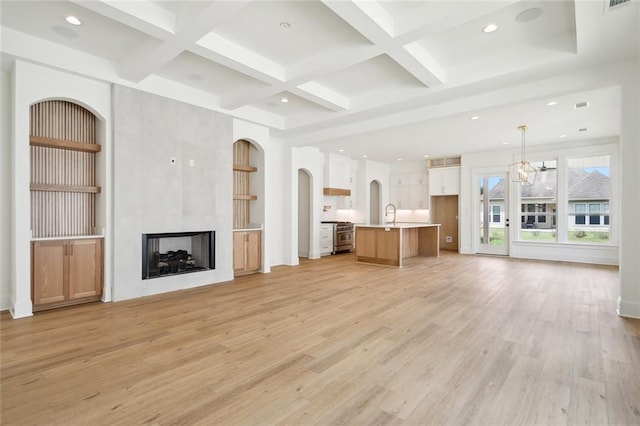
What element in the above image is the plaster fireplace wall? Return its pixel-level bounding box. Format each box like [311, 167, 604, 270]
[112, 85, 233, 301]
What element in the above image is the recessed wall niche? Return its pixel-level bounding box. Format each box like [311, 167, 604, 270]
[30, 100, 100, 238]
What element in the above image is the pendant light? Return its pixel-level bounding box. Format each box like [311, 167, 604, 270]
[509, 125, 538, 186]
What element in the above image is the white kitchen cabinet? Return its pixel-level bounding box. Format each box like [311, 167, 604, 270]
[324, 153, 352, 190]
[320, 224, 334, 255]
[429, 166, 460, 196]
[390, 172, 428, 209]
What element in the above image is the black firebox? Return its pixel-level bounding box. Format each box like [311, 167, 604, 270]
[142, 231, 215, 279]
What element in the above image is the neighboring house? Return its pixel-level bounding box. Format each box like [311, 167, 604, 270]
[487, 168, 610, 230]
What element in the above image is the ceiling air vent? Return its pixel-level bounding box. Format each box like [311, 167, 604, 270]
[574, 101, 589, 109]
[605, 0, 632, 12]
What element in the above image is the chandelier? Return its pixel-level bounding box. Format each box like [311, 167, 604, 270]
[509, 125, 538, 186]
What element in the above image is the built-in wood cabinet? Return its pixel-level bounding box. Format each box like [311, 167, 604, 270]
[233, 230, 261, 276]
[32, 238, 103, 311]
[30, 100, 104, 311]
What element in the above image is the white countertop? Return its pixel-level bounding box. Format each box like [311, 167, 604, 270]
[233, 223, 263, 232]
[355, 223, 440, 229]
[32, 234, 104, 241]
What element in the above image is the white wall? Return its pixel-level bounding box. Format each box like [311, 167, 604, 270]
[9, 61, 112, 318]
[290, 146, 324, 263]
[112, 85, 233, 301]
[359, 159, 391, 224]
[618, 59, 640, 318]
[1, 70, 11, 310]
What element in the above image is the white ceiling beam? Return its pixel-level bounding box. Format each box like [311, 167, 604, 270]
[321, 0, 444, 87]
[117, 1, 252, 82]
[194, 33, 285, 84]
[293, 82, 349, 111]
[69, 0, 175, 39]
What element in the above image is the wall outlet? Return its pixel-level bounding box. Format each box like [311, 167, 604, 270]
[445, 236, 452, 243]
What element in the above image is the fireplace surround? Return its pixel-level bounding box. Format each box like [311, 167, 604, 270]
[142, 231, 215, 279]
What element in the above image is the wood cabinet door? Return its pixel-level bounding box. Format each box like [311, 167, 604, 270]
[245, 231, 261, 272]
[32, 241, 67, 305]
[233, 232, 247, 273]
[68, 239, 103, 299]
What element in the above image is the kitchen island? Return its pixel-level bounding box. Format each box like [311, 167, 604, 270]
[355, 223, 440, 267]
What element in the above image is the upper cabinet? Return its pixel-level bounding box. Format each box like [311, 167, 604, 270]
[389, 172, 429, 209]
[323, 153, 352, 195]
[429, 166, 460, 196]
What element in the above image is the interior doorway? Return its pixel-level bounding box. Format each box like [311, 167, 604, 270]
[298, 169, 311, 258]
[476, 173, 509, 256]
[370, 180, 381, 224]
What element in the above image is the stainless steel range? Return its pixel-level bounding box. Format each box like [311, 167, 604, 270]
[321, 221, 354, 253]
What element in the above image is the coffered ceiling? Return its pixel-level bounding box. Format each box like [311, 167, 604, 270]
[1, 0, 638, 163]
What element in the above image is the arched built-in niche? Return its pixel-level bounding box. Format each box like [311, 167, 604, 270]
[29, 99, 104, 311]
[233, 138, 265, 276]
[30, 100, 101, 237]
[370, 180, 381, 224]
[297, 169, 312, 258]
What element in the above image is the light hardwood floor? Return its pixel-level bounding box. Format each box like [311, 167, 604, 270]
[2, 252, 639, 425]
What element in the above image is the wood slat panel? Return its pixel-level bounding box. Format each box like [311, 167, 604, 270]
[30, 100, 98, 238]
[233, 140, 255, 229]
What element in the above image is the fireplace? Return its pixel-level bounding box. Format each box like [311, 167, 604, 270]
[142, 231, 215, 279]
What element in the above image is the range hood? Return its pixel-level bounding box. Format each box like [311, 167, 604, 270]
[323, 187, 351, 196]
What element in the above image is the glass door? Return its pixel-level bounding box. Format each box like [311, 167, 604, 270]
[477, 173, 509, 255]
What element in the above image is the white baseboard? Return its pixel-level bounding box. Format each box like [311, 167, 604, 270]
[617, 297, 640, 319]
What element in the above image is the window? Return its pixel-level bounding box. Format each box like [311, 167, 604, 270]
[538, 204, 546, 223]
[589, 203, 601, 225]
[575, 203, 586, 225]
[491, 205, 500, 223]
[519, 160, 557, 241]
[567, 156, 610, 243]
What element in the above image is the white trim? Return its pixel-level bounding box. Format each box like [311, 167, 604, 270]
[9, 298, 33, 319]
[512, 241, 618, 265]
[617, 297, 640, 319]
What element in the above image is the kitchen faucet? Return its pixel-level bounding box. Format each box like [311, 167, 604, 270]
[385, 203, 397, 226]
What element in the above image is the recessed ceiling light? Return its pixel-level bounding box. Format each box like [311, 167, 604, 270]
[502, 142, 509, 145]
[362, 155, 367, 158]
[338, 149, 344, 152]
[470, 116, 479, 120]
[546, 101, 558, 106]
[515, 7, 542, 23]
[483, 24, 498, 33]
[423, 155, 429, 158]
[280, 97, 289, 103]
[65, 15, 81, 26]
[559, 134, 567, 138]
[397, 158, 402, 161]
[280, 21, 291, 29]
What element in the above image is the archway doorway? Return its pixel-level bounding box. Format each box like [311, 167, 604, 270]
[370, 180, 381, 224]
[298, 169, 312, 258]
